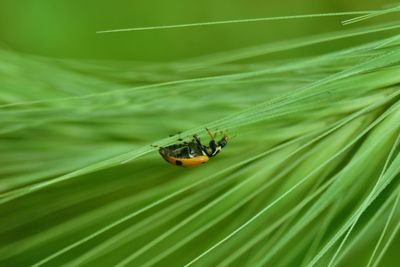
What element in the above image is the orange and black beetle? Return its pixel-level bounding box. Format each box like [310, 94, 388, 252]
[158, 129, 228, 167]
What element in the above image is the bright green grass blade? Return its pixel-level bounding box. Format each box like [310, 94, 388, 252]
[96, 11, 375, 33]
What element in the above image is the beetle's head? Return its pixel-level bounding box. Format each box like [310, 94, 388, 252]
[218, 134, 229, 148]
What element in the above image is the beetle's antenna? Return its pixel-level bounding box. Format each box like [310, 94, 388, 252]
[220, 131, 235, 141]
[228, 134, 237, 140]
[206, 128, 216, 140]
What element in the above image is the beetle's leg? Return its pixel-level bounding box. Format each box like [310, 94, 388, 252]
[209, 140, 217, 152]
[193, 134, 212, 157]
[209, 139, 224, 157]
[192, 135, 203, 150]
[206, 128, 217, 140]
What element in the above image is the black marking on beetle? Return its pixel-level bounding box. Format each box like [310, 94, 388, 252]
[176, 160, 183, 166]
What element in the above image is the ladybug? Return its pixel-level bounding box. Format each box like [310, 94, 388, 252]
[158, 129, 228, 167]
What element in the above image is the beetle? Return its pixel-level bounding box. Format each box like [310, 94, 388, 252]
[158, 129, 228, 167]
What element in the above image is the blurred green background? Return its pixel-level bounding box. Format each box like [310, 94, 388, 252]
[0, 0, 397, 61]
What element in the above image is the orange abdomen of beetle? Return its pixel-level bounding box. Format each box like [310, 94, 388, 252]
[159, 148, 209, 167]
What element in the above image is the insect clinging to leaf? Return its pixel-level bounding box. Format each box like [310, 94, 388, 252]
[156, 128, 229, 167]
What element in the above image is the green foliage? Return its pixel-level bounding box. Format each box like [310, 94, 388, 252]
[1, 8, 400, 267]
